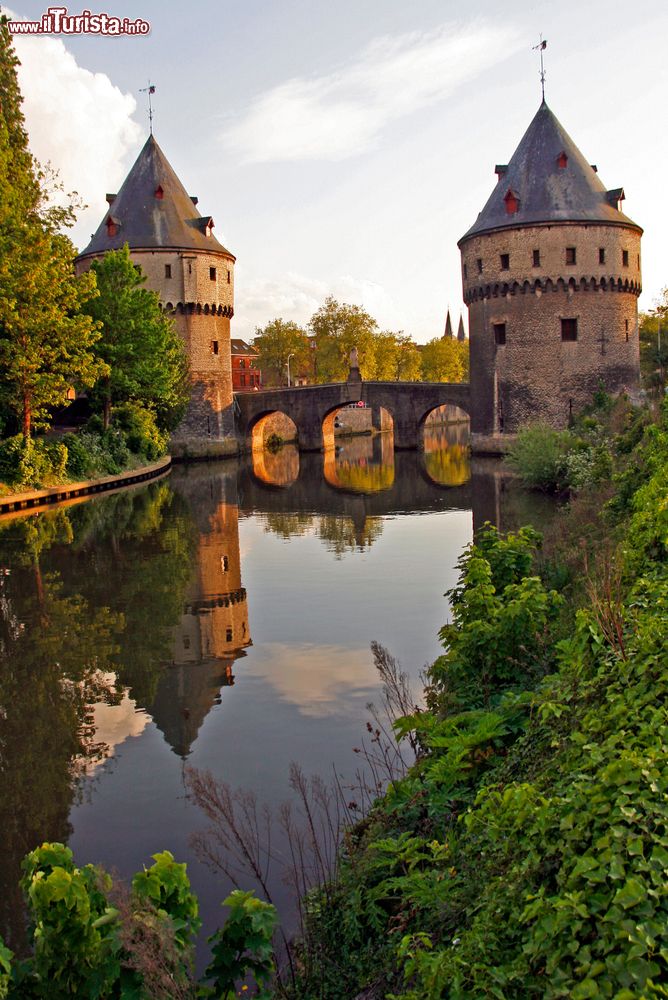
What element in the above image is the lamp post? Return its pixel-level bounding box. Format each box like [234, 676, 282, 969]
[310, 337, 317, 382]
[286, 353, 295, 387]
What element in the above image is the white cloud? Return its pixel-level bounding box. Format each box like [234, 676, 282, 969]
[248, 642, 380, 718]
[234, 267, 404, 339]
[223, 21, 522, 163]
[10, 18, 141, 247]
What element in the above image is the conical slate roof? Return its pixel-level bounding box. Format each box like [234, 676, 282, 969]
[79, 135, 234, 258]
[459, 102, 641, 243]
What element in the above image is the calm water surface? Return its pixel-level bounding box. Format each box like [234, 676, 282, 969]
[0, 428, 556, 956]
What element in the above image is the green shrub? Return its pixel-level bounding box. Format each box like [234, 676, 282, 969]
[0, 939, 11, 1000]
[39, 440, 68, 480]
[564, 442, 613, 490]
[0, 435, 69, 487]
[0, 434, 28, 484]
[113, 403, 168, 460]
[3, 843, 277, 998]
[265, 432, 284, 453]
[506, 423, 572, 492]
[203, 890, 277, 999]
[61, 432, 94, 479]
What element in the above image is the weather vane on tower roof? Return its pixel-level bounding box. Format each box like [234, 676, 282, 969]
[139, 80, 156, 135]
[532, 35, 547, 101]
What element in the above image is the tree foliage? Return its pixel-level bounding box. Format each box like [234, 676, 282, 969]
[82, 245, 189, 430]
[0, 15, 105, 438]
[252, 319, 311, 386]
[639, 289, 668, 394]
[419, 336, 469, 383]
[309, 296, 379, 382]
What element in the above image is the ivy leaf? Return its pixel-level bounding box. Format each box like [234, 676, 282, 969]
[613, 878, 646, 910]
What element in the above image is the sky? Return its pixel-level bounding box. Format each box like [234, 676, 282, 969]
[6, 0, 668, 342]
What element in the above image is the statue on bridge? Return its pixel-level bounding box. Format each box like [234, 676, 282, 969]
[347, 346, 362, 384]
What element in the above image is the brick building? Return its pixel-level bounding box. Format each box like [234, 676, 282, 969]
[231, 339, 261, 390]
[76, 135, 237, 456]
[459, 101, 642, 436]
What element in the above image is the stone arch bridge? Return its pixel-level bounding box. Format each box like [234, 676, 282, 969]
[235, 380, 471, 452]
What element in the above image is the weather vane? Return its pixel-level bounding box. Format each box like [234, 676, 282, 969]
[140, 80, 156, 134]
[532, 35, 547, 101]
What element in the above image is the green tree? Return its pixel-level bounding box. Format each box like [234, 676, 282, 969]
[82, 244, 189, 430]
[420, 336, 469, 383]
[0, 15, 105, 438]
[310, 297, 378, 382]
[370, 332, 422, 381]
[252, 318, 310, 386]
[639, 290, 668, 394]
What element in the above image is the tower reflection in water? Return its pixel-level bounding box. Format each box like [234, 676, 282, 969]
[148, 466, 251, 758]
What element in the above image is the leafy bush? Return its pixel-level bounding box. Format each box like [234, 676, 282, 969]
[563, 441, 614, 490]
[0, 435, 68, 487]
[60, 431, 95, 479]
[132, 850, 200, 952]
[202, 890, 277, 999]
[506, 423, 572, 491]
[430, 523, 562, 710]
[18, 842, 121, 998]
[0, 843, 278, 999]
[113, 402, 168, 461]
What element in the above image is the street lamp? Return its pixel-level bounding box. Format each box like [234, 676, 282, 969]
[286, 353, 295, 387]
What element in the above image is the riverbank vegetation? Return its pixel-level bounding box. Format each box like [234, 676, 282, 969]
[255, 395, 665, 998]
[0, 18, 188, 493]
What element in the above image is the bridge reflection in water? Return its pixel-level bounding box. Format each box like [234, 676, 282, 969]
[252, 419, 472, 495]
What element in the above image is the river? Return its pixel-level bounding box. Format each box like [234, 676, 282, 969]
[0, 426, 556, 959]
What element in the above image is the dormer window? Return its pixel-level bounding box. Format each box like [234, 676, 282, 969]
[557, 151, 568, 169]
[154, 185, 164, 200]
[606, 188, 625, 210]
[106, 216, 119, 237]
[198, 216, 215, 237]
[503, 189, 519, 215]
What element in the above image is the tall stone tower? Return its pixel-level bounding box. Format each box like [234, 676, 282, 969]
[76, 135, 236, 456]
[458, 102, 642, 437]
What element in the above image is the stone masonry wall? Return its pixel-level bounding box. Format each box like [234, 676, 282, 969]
[460, 223, 641, 433]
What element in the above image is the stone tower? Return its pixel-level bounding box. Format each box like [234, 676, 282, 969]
[76, 135, 236, 456]
[458, 101, 642, 437]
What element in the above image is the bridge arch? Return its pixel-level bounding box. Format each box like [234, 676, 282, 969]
[247, 409, 298, 454]
[235, 381, 471, 453]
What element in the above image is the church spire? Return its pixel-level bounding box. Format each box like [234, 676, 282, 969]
[457, 315, 466, 341]
[443, 309, 453, 339]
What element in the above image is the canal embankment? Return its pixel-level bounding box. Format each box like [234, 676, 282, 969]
[0, 455, 172, 518]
